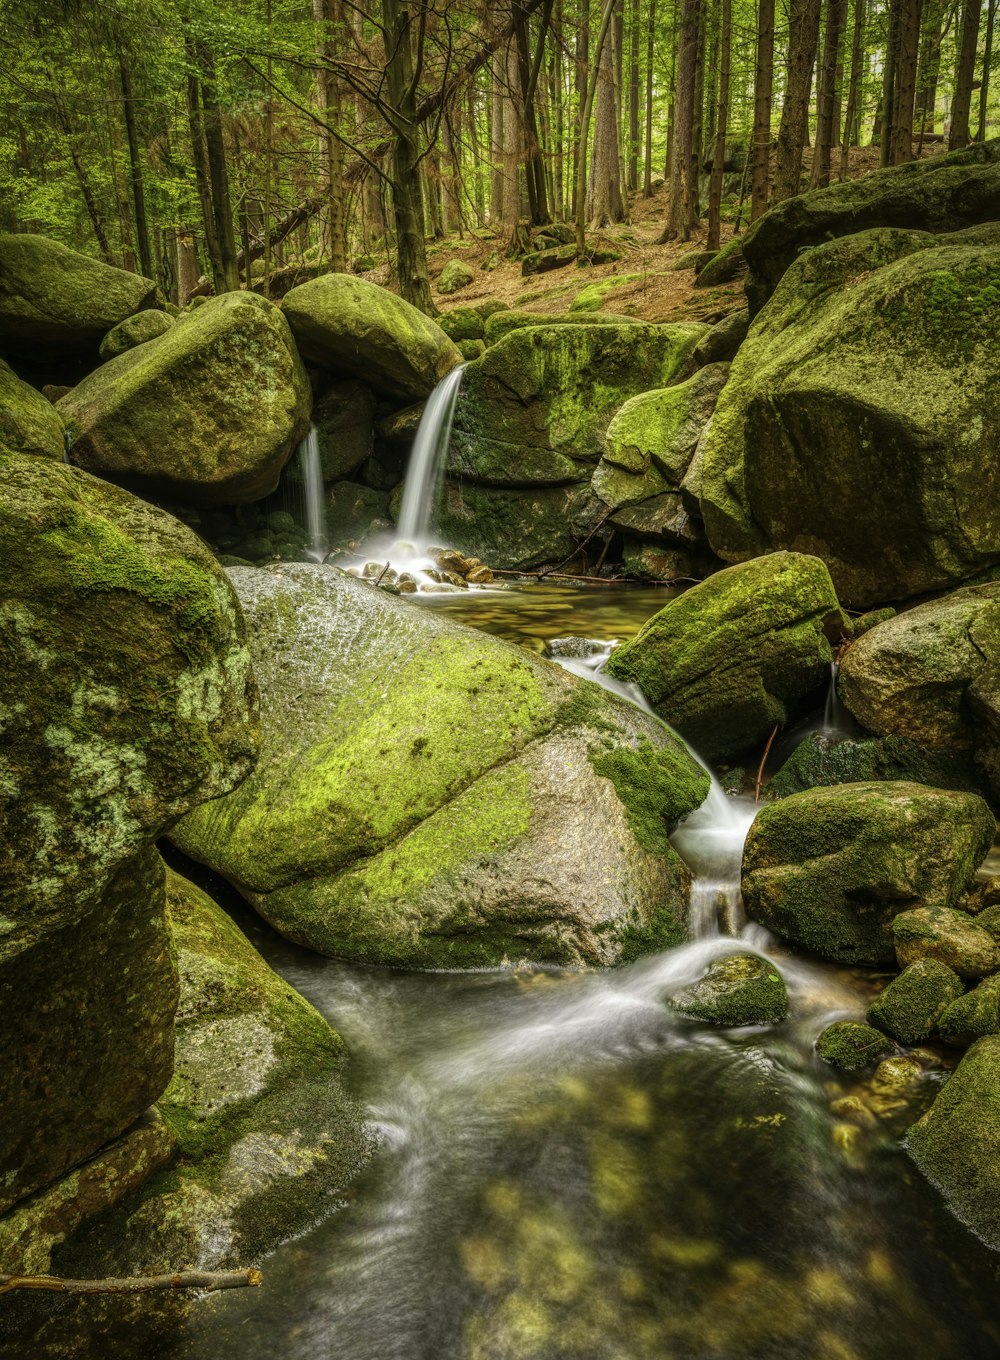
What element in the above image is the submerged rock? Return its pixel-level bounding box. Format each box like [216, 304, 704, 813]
[868, 959, 964, 1045]
[60, 292, 310, 505]
[698, 227, 1000, 605]
[741, 782, 995, 965]
[908, 1033, 1000, 1250]
[282, 273, 461, 399]
[0, 232, 159, 361]
[892, 905, 1000, 980]
[837, 584, 1000, 801]
[172, 564, 710, 968]
[605, 552, 846, 762]
[670, 952, 788, 1026]
[0, 356, 64, 458]
[816, 1021, 895, 1070]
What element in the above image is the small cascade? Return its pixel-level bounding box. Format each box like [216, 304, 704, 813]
[821, 660, 848, 736]
[547, 635, 757, 937]
[396, 364, 466, 548]
[298, 426, 328, 563]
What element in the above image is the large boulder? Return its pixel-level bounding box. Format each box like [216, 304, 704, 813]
[698, 227, 1000, 606]
[0, 356, 64, 458]
[605, 552, 846, 762]
[669, 952, 788, 1026]
[837, 584, 1000, 801]
[742, 139, 1000, 313]
[312, 378, 375, 480]
[867, 959, 965, 1044]
[449, 322, 707, 489]
[907, 1033, 1000, 1250]
[172, 564, 710, 968]
[742, 782, 995, 965]
[59, 292, 310, 506]
[892, 905, 1000, 979]
[0, 454, 259, 1210]
[98, 307, 174, 359]
[0, 232, 159, 361]
[282, 274, 461, 400]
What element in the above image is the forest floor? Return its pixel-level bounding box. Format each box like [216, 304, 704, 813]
[366, 143, 916, 329]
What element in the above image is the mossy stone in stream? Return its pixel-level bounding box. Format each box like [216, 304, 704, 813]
[599, 362, 729, 487]
[98, 307, 174, 359]
[670, 952, 789, 1026]
[938, 974, 1000, 1047]
[0, 231, 160, 360]
[742, 782, 995, 966]
[698, 226, 1000, 606]
[605, 551, 847, 763]
[907, 1033, 1000, 1250]
[0, 357, 64, 458]
[816, 1021, 895, 1070]
[768, 732, 989, 801]
[59, 292, 311, 505]
[891, 905, 1000, 979]
[171, 564, 708, 968]
[867, 959, 964, 1044]
[282, 273, 461, 399]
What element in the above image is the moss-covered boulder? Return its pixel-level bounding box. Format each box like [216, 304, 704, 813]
[0, 454, 259, 1210]
[1, 848, 178, 1214]
[670, 952, 788, 1026]
[0, 233, 159, 362]
[768, 731, 991, 802]
[693, 237, 745, 288]
[892, 905, 1000, 979]
[742, 782, 995, 965]
[434, 480, 592, 571]
[605, 552, 846, 762]
[698, 228, 1000, 606]
[868, 959, 964, 1044]
[483, 309, 644, 345]
[172, 564, 710, 968]
[742, 138, 1000, 313]
[326, 480, 390, 548]
[838, 585, 1000, 800]
[437, 258, 475, 294]
[59, 292, 310, 506]
[907, 1033, 1000, 1249]
[0, 357, 64, 458]
[939, 974, 1000, 1047]
[439, 307, 485, 343]
[98, 308, 174, 360]
[816, 1021, 895, 1070]
[692, 307, 749, 365]
[282, 274, 461, 400]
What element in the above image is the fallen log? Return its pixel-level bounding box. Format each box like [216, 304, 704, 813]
[0, 1269, 262, 1296]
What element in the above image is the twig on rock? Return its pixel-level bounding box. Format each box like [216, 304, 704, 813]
[754, 726, 779, 803]
[0, 1269, 263, 1296]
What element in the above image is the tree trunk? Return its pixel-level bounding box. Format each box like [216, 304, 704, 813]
[381, 0, 434, 312]
[839, 0, 866, 176]
[118, 57, 153, 277]
[573, 0, 591, 216]
[707, 0, 731, 248]
[644, 0, 657, 194]
[914, 0, 947, 140]
[750, 0, 775, 219]
[978, 0, 998, 139]
[628, 0, 641, 189]
[773, 0, 822, 200]
[176, 229, 198, 303]
[195, 46, 239, 291]
[812, 0, 849, 184]
[588, 0, 626, 224]
[890, 0, 923, 161]
[879, 0, 902, 163]
[688, 0, 706, 232]
[950, 0, 982, 147]
[185, 61, 224, 292]
[313, 0, 347, 271]
[575, 0, 618, 250]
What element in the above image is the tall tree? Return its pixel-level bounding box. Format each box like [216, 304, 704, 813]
[659, 0, 702, 238]
[588, 0, 626, 224]
[706, 0, 731, 248]
[381, 0, 434, 310]
[812, 0, 849, 185]
[750, 0, 775, 218]
[949, 0, 982, 147]
[773, 0, 822, 200]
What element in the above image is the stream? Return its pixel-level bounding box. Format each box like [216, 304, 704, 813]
[175, 583, 1000, 1360]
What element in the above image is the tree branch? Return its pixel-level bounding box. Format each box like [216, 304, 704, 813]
[0, 1269, 263, 1296]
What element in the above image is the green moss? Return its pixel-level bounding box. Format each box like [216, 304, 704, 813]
[816, 1021, 894, 1070]
[591, 740, 709, 854]
[939, 974, 1000, 1047]
[671, 953, 789, 1026]
[769, 732, 988, 801]
[0, 358, 64, 459]
[867, 959, 964, 1044]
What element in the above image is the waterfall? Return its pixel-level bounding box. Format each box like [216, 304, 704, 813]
[396, 364, 465, 547]
[298, 425, 327, 563]
[821, 660, 855, 738]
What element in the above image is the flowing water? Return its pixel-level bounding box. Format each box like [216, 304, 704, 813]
[298, 426, 328, 563]
[175, 585, 1000, 1360]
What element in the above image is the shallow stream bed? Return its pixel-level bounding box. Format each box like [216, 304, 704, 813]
[174, 582, 1000, 1360]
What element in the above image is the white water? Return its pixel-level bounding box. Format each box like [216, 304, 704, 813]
[298, 425, 328, 563]
[822, 660, 850, 736]
[396, 364, 466, 548]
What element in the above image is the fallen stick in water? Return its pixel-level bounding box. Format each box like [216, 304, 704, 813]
[0, 1269, 262, 1296]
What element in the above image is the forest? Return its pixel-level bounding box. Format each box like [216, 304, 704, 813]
[1, 0, 996, 308]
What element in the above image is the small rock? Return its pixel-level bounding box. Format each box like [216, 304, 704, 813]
[466, 565, 494, 584]
[816, 1021, 895, 1070]
[892, 905, 1000, 979]
[437, 258, 475, 295]
[868, 959, 964, 1044]
[939, 974, 1000, 1047]
[670, 952, 789, 1027]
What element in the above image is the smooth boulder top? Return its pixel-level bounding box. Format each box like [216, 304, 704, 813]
[172, 564, 710, 969]
[0, 231, 159, 360]
[59, 292, 311, 505]
[0, 452, 260, 927]
[741, 138, 1000, 312]
[698, 227, 1000, 606]
[0, 356, 64, 458]
[742, 781, 996, 966]
[98, 307, 175, 359]
[282, 272, 462, 400]
[605, 551, 847, 763]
